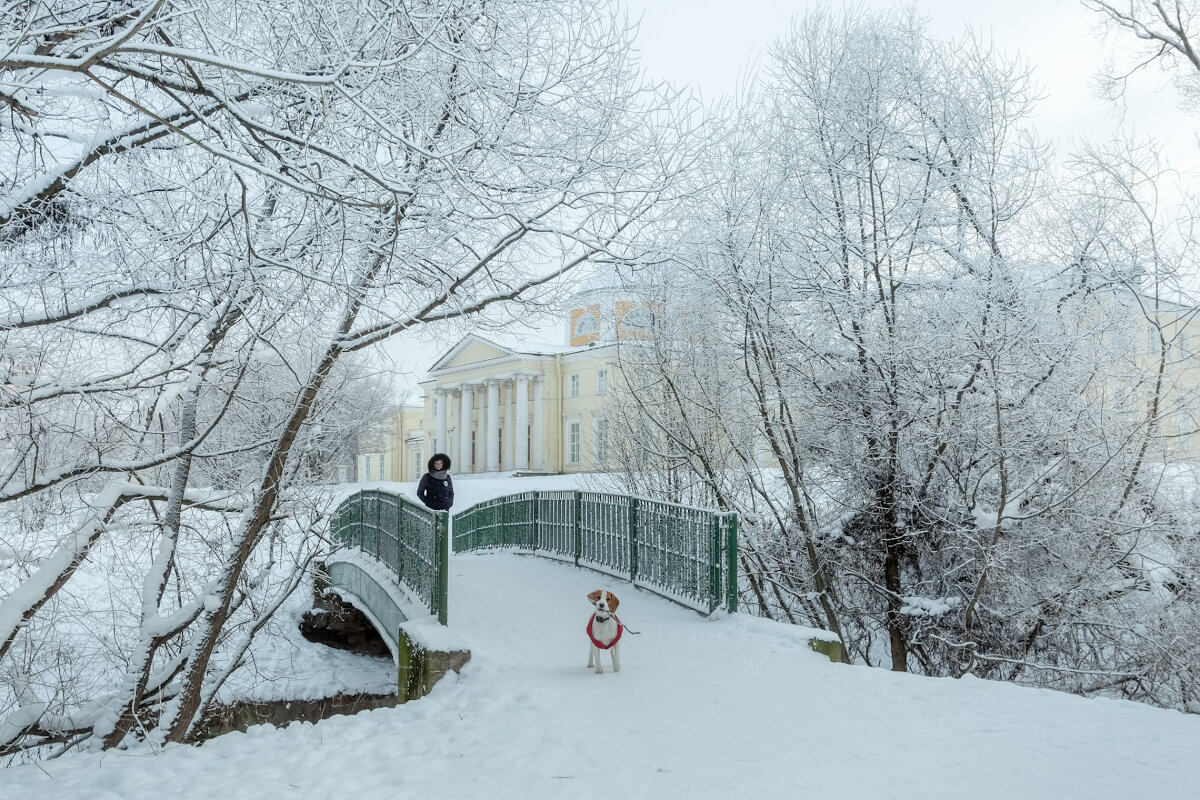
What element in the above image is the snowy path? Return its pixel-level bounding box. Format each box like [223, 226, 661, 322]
[7, 551, 1200, 799]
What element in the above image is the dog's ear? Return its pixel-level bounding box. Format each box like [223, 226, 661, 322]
[587, 590, 602, 604]
[606, 592, 620, 612]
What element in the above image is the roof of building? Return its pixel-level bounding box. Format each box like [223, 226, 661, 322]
[423, 332, 613, 379]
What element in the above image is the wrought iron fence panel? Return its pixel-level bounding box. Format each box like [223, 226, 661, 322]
[635, 499, 710, 607]
[578, 492, 630, 574]
[452, 493, 524, 551]
[330, 490, 448, 624]
[452, 489, 737, 614]
[536, 491, 575, 555]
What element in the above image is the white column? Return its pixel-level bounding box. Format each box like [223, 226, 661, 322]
[486, 380, 500, 472]
[531, 378, 544, 471]
[459, 385, 473, 473]
[515, 376, 530, 471]
[442, 390, 453, 460]
[450, 388, 460, 461]
[435, 390, 448, 456]
[503, 380, 515, 471]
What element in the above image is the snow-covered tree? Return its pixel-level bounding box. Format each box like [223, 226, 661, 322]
[1, 0, 679, 755]
[1085, 0, 1200, 110]
[612, 7, 1200, 711]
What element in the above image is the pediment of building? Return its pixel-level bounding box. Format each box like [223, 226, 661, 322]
[428, 335, 516, 373]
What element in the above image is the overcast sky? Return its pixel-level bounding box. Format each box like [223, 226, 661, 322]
[621, 0, 1199, 165]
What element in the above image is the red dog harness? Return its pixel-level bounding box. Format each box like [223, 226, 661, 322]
[587, 615, 624, 650]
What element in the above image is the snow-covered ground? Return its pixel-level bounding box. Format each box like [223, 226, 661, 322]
[6, 474, 1200, 799]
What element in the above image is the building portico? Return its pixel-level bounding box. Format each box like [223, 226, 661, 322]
[425, 365, 551, 474]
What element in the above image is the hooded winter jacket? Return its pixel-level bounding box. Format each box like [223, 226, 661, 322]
[417, 453, 454, 510]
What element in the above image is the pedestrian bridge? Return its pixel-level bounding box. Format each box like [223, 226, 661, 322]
[323, 489, 739, 696]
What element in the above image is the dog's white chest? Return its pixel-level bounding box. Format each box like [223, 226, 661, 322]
[590, 615, 619, 645]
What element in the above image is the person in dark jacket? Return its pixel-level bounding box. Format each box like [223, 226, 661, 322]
[417, 453, 454, 511]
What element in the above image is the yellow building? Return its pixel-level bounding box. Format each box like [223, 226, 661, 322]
[360, 288, 653, 482]
[1139, 300, 1200, 456]
[416, 333, 615, 476]
[354, 402, 424, 482]
[1049, 291, 1200, 462]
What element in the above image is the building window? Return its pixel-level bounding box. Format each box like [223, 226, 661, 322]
[568, 374, 580, 398]
[378, 453, 385, 481]
[575, 314, 598, 337]
[621, 306, 653, 332]
[594, 418, 609, 463]
[597, 368, 608, 394]
[362, 456, 371, 481]
[567, 420, 581, 464]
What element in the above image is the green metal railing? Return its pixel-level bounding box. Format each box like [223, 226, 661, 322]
[327, 488, 738, 629]
[453, 490, 739, 615]
[330, 490, 449, 624]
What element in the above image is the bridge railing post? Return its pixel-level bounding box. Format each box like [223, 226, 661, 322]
[368, 491, 379, 560]
[572, 490, 582, 567]
[708, 513, 722, 615]
[725, 512, 739, 613]
[435, 510, 449, 625]
[629, 497, 639, 583]
[499, 497, 507, 550]
[530, 491, 540, 550]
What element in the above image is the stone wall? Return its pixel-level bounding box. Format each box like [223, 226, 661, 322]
[195, 693, 398, 741]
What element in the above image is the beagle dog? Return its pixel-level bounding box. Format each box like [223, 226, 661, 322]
[586, 589, 623, 674]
